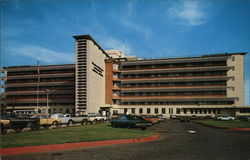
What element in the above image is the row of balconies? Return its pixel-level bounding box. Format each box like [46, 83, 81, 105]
[5, 85, 74, 91]
[118, 72, 227, 80]
[119, 76, 233, 84]
[5, 77, 75, 83]
[113, 95, 228, 100]
[118, 91, 227, 96]
[5, 98, 74, 103]
[118, 66, 233, 74]
[7, 70, 75, 76]
[2, 65, 75, 72]
[3, 81, 74, 88]
[115, 82, 227, 89]
[3, 90, 74, 95]
[76, 49, 86, 103]
[119, 86, 231, 92]
[5, 73, 75, 80]
[120, 56, 228, 67]
[119, 97, 237, 102]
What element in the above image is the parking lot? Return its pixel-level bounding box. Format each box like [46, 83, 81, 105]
[2, 120, 250, 160]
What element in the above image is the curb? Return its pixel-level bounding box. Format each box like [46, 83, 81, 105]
[0, 134, 160, 156]
[229, 128, 250, 131]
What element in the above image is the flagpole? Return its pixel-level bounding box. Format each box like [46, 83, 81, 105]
[36, 55, 40, 113]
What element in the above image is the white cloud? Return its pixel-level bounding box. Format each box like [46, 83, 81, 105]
[8, 44, 74, 64]
[100, 37, 133, 56]
[118, 1, 152, 38]
[168, 1, 206, 26]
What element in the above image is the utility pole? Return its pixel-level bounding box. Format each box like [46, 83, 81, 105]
[45, 89, 50, 115]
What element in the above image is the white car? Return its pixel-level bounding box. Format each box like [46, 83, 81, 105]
[50, 113, 87, 126]
[217, 116, 235, 121]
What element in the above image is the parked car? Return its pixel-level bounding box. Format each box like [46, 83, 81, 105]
[50, 113, 89, 126]
[180, 116, 190, 122]
[1, 118, 11, 134]
[141, 115, 159, 124]
[217, 116, 235, 121]
[110, 115, 152, 130]
[236, 116, 250, 121]
[1, 114, 40, 132]
[31, 114, 61, 128]
[156, 115, 167, 121]
[170, 115, 177, 119]
[87, 113, 106, 124]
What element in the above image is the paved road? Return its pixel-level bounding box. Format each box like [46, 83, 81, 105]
[2, 121, 250, 160]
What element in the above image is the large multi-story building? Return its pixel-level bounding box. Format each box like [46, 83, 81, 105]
[1, 64, 75, 114]
[1, 35, 249, 117]
[106, 52, 247, 117]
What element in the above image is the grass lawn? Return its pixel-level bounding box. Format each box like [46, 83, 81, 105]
[0, 123, 155, 148]
[195, 120, 250, 128]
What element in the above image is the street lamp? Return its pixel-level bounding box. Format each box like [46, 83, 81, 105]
[45, 89, 50, 115]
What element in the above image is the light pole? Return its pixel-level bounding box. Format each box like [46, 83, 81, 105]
[45, 89, 50, 115]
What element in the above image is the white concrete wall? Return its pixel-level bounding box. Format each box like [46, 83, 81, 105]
[86, 40, 107, 113]
[227, 54, 245, 106]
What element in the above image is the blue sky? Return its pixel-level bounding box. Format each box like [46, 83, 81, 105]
[1, 0, 250, 105]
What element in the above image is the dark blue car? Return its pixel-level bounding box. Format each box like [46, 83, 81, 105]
[110, 115, 152, 130]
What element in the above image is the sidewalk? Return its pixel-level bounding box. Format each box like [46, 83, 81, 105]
[1, 134, 160, 156]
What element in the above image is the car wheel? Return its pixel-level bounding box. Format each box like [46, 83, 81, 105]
[67, 120, 73, 127]
[1, 124, 6, 134]
[45, 125, 50, 129]
[52, 121, 59, 128]
[27, 122, 33, 129]
[81, 119, 87, 125]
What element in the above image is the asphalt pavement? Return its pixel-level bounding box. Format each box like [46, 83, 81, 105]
[2, 120, 250, 160]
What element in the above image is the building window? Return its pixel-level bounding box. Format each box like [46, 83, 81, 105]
[154, 108, 158, 114]
[59, 109, 63, 113]
[217, 109, 220, 114]
[132, 108, 135, 114]
[113, 110, 118, 115]
[124, 109, 128, 114]
[199, 109, 202, 114]
[195, 109, 198, 114]
[53, 109, 57, 113]
[183, 108, 187, 114]
[162, 108, 166, 114]
[66, 109, 70, 114]
[208, 109, 211, 114]
[147, 108, 151, 114]
[113, 64, 118, 70]
[176, 108, 181, 114]
[139, 108, 143, 114]
[204, 109, 207, 114]
[191, 109, 194, 114]
[169, 108, 173, 114]
[212, 109, 216, 114]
